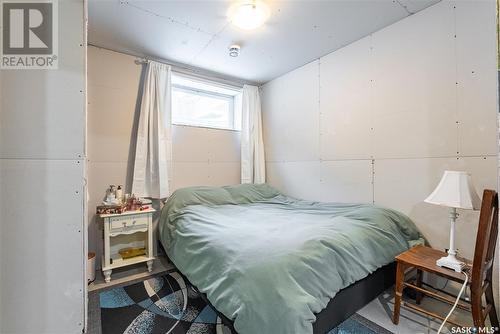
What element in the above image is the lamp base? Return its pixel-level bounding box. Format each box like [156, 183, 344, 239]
[436, 254, 465, 272]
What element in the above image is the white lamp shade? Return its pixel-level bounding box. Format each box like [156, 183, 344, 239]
[424, 170, 480, 210]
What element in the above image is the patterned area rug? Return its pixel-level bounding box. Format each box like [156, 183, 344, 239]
[99, 271, 393, 334]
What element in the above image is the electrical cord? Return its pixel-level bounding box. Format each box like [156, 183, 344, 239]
[437, 270, 469, 334]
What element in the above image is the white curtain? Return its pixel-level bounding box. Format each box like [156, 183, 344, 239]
[241, 85, 266, 184]
[132, 61, 171, 199]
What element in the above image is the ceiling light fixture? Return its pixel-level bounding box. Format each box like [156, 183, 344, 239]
[227, 1, 270, 30]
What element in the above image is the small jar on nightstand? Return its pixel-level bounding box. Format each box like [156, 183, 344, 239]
[99, 209, 155, 283]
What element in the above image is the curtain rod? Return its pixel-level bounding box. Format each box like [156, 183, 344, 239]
[135, 57, 245, 90]
[88, 43, 252, 89]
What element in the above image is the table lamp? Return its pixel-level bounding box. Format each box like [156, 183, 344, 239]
[424, 170, 480, 272]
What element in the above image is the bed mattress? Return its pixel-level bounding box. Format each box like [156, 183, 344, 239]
[159, 184, 423, 334]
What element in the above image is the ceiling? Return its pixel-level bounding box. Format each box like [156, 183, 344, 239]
[88, 0, 441, 84]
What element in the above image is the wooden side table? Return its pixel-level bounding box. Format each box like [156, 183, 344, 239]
[393, 245, 472, 327]
[99, 209, 155, 283]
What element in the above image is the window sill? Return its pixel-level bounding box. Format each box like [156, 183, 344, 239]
[172, 123, 241, 132]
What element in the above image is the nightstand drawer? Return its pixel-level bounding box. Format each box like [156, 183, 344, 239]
[110, 214, 148, 231]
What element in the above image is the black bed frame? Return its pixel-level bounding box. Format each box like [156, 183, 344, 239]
[313, 262, 396, 333]
[174, 260, 396, 334]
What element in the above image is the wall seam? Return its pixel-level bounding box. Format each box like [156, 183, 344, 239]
[453, 2, 460, 159]
[394, 0, 412, 15]
[370, 33, 376, 205]
[371, 159, 375, 204]
[264, 155, 497, 164]
[318, 58, 322, 185]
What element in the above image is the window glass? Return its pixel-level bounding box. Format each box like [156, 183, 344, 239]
[171, 74, 241, 130]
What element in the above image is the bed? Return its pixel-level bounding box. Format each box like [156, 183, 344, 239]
[159, 184, 423, 334]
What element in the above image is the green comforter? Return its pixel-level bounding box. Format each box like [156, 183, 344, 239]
[159, 184, 423, 334]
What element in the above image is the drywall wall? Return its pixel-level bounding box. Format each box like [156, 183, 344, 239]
[87, 46, 240, 268]
[262, 0, 498, 296]
[0, 1, 87, 333]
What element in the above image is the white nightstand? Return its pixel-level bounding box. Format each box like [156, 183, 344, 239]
[99, 209, 155, 283]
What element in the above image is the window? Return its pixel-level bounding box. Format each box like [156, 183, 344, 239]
[172, 74, 242, 130]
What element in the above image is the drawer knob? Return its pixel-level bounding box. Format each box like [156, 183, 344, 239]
[132, 220, 136, 225]
[122, 222, 126, 227]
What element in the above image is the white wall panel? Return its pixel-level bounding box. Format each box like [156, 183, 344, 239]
[371, 2, 457, 159]
[453, 156, 498, 196]
[455, 1, 498, 156]
[87, 85, 139, 162]
[261, 78, 282, 157]
[0, 160, 85, 333]
[0, 62, 3, 330]
[172, 126, 211, 162]
[88, 46, 142, 92]
[206, 130, 240, 163]
[320, 36, 373, 160]
[171, 162, 240, 190]
[206, 162, 241, 186]
[0, 1, 86, 332]
[0, 0, 85, 160]
[171, 162, 210, 190]
[262, 0, 497, 203]
[262, 61, 320, 162]
[1, 74, 85, 160]
[373, 158, 452, 215]
[319, 160, 373, 203]
[266, 161, 322, 201]
[172, 126, 240, 163]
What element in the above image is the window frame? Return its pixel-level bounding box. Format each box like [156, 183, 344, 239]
[171, 75, 241, 131]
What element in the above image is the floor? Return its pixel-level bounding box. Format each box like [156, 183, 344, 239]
[87, 257, 476, 334]
[87, 256, 175, 334]
[88, 256, 174, 293]
[357, 288, 473, 334]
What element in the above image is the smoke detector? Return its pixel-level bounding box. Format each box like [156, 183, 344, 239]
[229, 44, 240, 57]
